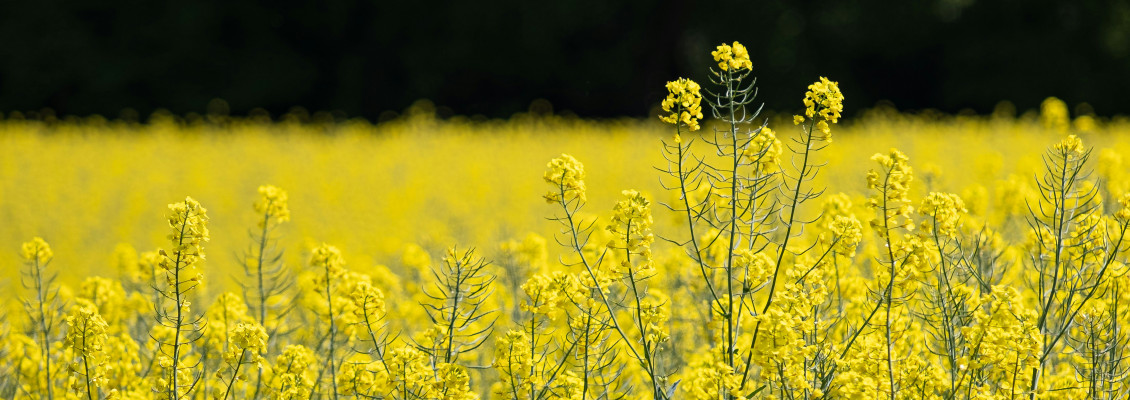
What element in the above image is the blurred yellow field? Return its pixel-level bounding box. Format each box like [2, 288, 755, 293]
[3, 104, 1124, 286]
[3, 62, 1130, 399]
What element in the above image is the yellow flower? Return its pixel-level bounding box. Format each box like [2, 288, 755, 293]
[310, 243, 345, 280]
[21, 236, 53, 263]
[711, 41, 753, 71]
[659, 77, 704, 131]
[607, 189, 655, 275]
[225, 322, 268, 365]
[543, 154, 587, 204]
[867, 148, 915, 237]
[64, 300, 111, 392]
[828, 215, 864, 256]
[159, 196, 210, 277]
[254, 184, 291, 228]
[745, 126, 782, 171]
[919, 192, 967, 238]
[802, 77, 845, 124]
[519, 271, 574, 320]
[1040, 96, 1070, 133]
[1115, 193, 1130, 222]
[1053, 134, 1085, 157]
[266, 345, 316, 399]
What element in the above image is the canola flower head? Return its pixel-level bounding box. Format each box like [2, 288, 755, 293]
[225, 322, 268, 365]
[802, 76, 845, 125]
[310, 243, 345, 275]
[64, 300, 109, 354]
[745, 126, 782, 171]
[711, 41, 753, 72]
[21, 236, 53, 262]
[1040, 96, 1070, 133]
[734, 248, 773, 289]
[166, 196, 210, 245]
[255, 184, 291, 228]
[1115, 193, 1130, 222]
[919, 192, 967, 238]
[607, 189, 656, 269]
[160, 196, 210, 276]
[267, 344, 316, 399]
[519, 271, 575, 320]
[348, 280, 387, 322]
[543, 153, 586, 203]
[64, 300, 111, 391]
[867, 148, 915, 235]
[1053, 134, 1086, 157]
[828, 215, 864, 256]
[492, 329, 533, 376]
[660, 77, 704, 131]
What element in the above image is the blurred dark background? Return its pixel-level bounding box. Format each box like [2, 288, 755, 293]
[1, 0, 1127, 120]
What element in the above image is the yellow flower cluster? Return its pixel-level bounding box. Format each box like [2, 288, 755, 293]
[919, 192, 967, 238]
[744, 126, 782, 171]
[348, 280, 387, 326]
[519, 271, 577, 320]
[493, 330, 534, 398]
[225, 322, 268, 366]
[1053, 134, 1085, 157]
[734, 248, 773, 289]
[543, 153, 586, 204]
[1040, 96, 1070, 133]
[639, 295, 670, 346]
[711, 41, 753, 71]
[203, 292, 253, 356]
[265, 345, 316, 399]
[683, 358, 742, 400]
[1115, 193, 1130, 221]
[751, 261, 829, 396]
[795, 77, 845, 142]
[21, 236, 53, 262]
[801, 77, 844, 123]
[886, 233, 933, 291]
[960, 286, 1041, 392]
[64, 300, 111, 393]
[867, 148, 915, 236]
[388, 346, 433, 395]
[159, 197, 210, 293]
[828, 214, 864, 256]
[310, 243, 346, 285]
[336, 356, 381, 397]
[79, 276, 140, 329]
[660, 78, 704, 132]
[607, 189, 656, 274]
[254, 185, 290, 228]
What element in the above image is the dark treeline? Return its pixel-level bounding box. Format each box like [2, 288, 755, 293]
[0, 0, 1126, 120]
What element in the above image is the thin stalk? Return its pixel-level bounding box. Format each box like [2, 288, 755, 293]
[169, 213, 190, 400]
[323, 262, 339, 400]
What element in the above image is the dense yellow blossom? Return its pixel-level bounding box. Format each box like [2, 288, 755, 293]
[64, 300, 111, 395]
[660, 78, 704, 132]
[745, 126, 782, 171]
[543, 153, 587, 204]
[711, 41, 753, 71]
[798, 76, 845, 126]
[254, 185, 291, 228]
[4, 37, 1130, 400]
[868, 148, 916, 236]
[21, 236, 54, 263]
[919, 192, 967, 238]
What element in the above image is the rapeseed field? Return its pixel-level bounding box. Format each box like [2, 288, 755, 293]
[2, 42, 1129, 400]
